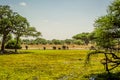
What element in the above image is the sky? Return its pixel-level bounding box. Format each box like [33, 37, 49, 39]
[0, 0, 113, 40]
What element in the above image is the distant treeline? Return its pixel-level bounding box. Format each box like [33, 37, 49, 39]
[22, 32, 95, 45]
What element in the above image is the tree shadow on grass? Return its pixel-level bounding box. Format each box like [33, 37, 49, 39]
[84, 72, 120, 80]
[0, 50, 35, 55]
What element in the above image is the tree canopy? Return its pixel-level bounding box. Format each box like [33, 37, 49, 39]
[0, 5, 41, 53]
[0, 5, 15, 52]
[72, 32, 90, 45]
[86, 0, 120, 77]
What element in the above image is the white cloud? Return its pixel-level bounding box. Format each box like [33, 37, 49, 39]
[19, 2, 27, 6]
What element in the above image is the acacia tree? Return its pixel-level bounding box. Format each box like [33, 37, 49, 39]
[0, 5, 15, 53]
[94, 15, 116, 49]
[72, 32, 90, 45]
[0, 5, 41, 53]
[52, 39, 63, 45]
[34, 38, 47, 45]
[12, 13, 29, 53]
[25, 27, 41, 37]
[86, 0, 120, 77]
[13, 15, 41, 52]
[64, 39, 73, 45]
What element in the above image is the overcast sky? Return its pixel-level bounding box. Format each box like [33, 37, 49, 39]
[0, 0, 113, 40]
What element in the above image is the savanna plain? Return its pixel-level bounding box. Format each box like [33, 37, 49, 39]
[0, 49, 120, 80]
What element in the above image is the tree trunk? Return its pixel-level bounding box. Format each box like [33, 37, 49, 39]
[104, 53, 110, 75]
[117, 38, 120, 53]
[1, 34, 7, 53]
[15, 36, 19, 53]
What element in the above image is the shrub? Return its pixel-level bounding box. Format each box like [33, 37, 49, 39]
[5, 40, 22, 49]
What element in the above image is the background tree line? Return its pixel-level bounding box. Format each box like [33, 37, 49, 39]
[21, 32, 95, 46]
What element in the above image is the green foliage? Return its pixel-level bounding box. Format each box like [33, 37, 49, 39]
[5, 40, 22, 49]
[64, 39, 73, 45]
[34, 38, 47, 45]
[22, 39, 29, 44]
[47, 40, 53, 45]
[0, 5, 41, 53]
[73, 40, 84, 45]
[52, 39, 63, 45]
[94, 0, 120, 49]
[86, 0, 120, 77]
[0, 5, 15, 51]
[72, 32, 90, 45]
[12, 13, 29, 37]
[5, 34, 12, 43]
[94, 15, 116, 48]
[87, 32, 96, 44]
[25, 27, 41, 37]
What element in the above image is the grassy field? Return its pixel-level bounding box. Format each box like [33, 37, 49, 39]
[0, 50, 120, 80]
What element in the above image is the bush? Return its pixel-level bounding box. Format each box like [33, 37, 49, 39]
[73, 40, 84, 45]
[5, 40, 22, 49]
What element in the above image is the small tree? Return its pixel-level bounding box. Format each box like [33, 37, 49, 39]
[0, 5, 15, 53]
[64, 39, 73, 45]
[5, 40, 22, 49]
[72, 32, 90, 45]
[34, 38, 47, 45]
[73, 40, 84, 45]
[52, 39, 62, 45]
[12, 13, 29, 53]
[86, 0, 120, 78]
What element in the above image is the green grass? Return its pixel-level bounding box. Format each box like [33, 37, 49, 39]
[0, 50, 119, 80]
